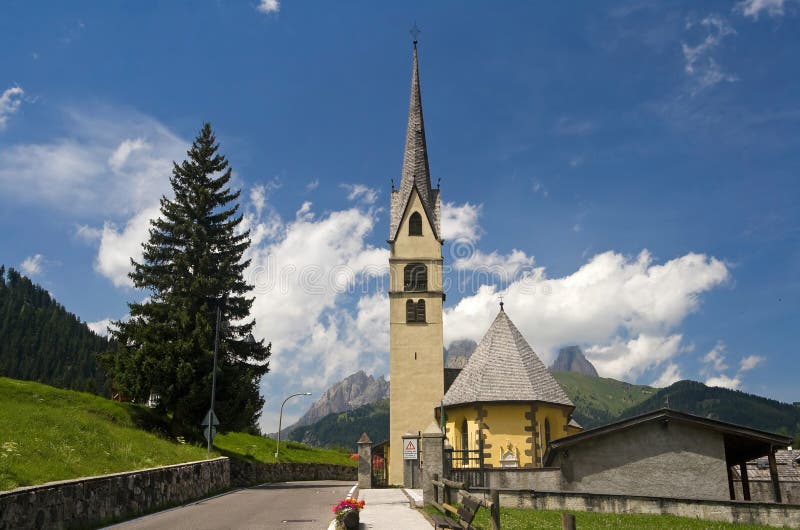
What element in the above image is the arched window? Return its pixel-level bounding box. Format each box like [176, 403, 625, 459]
[544, 418, 551, 444]
[409, 212, 422, 236]
[406, 300, 416, 322]
[416, 300, 426, 323]
[404, 263, 427, 292]
[461, 419, 470, 466]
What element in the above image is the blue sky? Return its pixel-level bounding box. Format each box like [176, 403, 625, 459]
[1, 1, 798, 432]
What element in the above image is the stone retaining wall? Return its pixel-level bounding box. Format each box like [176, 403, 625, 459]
[493, 489, 800, 528]
[230, 460, 356, 487]
[0, 457, 230, 530]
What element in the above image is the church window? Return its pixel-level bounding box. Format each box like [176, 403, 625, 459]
[406, 300, 416, 322]
[416, 300, 426, 322]
[461, 419, 470, 466]
[404, 263, 427, 291]
[545, 418, 551, 444]
[409, 212, 423, 236]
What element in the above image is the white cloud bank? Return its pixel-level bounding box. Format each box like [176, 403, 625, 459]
[257, 0, 280, 14]
[445, 249, 730, 383]
[0, 86, 24, 130]
[20, 254, 44, 276]
[735, 0, 788, 19]
[682, 15, 738, 94]
[701, 340, 765, 389]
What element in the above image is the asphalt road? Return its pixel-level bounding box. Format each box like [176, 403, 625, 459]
[105, 480, 354, 530]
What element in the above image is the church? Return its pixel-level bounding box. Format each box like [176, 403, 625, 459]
[386, 40, 577, 484]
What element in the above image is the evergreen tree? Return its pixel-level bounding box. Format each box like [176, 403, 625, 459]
[103, 123, 270, 432]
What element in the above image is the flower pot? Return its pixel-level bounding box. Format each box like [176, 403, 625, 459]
[342, 509, 359, 529]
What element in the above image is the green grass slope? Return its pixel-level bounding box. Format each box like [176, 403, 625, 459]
[215, 432, 355, 466]
[0, 377, 355, 491]
[552, 371, 655, 429]
[0, 377, 207, 491]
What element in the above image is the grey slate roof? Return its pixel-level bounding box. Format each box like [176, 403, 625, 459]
[442, 309, 574, 408]
[389, 43, 441, 242]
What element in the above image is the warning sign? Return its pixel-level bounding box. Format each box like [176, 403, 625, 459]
[403, 438, 418, 460]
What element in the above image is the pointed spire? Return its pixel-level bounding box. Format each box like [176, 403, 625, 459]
[389, 39, 441, 242]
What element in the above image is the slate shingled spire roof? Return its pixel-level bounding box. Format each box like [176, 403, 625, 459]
[389, 41, 441, 242]
[442, 308, 574, 408]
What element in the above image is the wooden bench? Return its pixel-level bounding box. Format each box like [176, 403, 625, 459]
[430, 492, 482, 529]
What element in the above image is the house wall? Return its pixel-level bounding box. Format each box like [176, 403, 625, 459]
[444, 402, 572, 468]
[552, 420, 730, 500]
[389, 188, 444, 485]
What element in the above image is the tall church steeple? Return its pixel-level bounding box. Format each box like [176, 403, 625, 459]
[387, 38, 445, 485]
[390, 41, 441, 242]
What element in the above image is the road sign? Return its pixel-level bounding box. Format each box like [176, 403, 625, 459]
[201, 409, 220, 427]
[203, 426, 217, 442]
[403, 438, 418, 460]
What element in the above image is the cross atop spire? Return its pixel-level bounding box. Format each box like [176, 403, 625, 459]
[389, 36, 441, 242]
[409, 22, 421, 45]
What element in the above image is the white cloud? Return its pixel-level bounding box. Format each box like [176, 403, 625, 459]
[0, 86, 24, 130]
[342, 183, 378, 205]
[700, 341, 764, 389]
[651, 362, 683, 388]
[705, 374, 742, 390]
[305, 179, 320, 192]
[532, 179, 549, 199]
[702, 340, 728, 373]
[681, 15, 738, 94]
[452, 249, 539, 286]
[0, 108, 185, 217]
[87, 318, 115, 337]
[444, 249, 729, 383]
[95, 205, 160, 287]
[735, 0, 786, 19]
[257, 0, 280, 14]
[441, 201, 482, 243]
[739, 354, 765, 372]
[20, 254, 44, 276]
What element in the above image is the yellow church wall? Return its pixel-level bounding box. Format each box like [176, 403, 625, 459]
[443, 402, 573, 468]
[388, 187, 444, 485]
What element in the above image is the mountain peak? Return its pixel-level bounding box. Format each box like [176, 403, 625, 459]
[550, 346, 599, 377]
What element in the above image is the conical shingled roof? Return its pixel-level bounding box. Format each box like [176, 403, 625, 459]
[442, 309, 574, 408]
[389, 42, 441, 242]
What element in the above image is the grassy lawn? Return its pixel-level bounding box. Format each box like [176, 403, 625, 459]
[0, 377, 208, 491]
[214, 431, 356, 467]
[0, 377, 354, 491]
[425, 505, 781, 529]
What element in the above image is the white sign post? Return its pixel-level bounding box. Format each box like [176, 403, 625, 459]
[403, 438, 418, 460]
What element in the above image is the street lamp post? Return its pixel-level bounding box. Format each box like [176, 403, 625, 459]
[274, 392, 312, 460]
[206, 303, 256, 458]
[207, 306, 222, 458]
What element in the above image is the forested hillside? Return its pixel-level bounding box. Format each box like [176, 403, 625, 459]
[620, 380, 800, 440]
[0, 266, 112, 394]
[287, 398, 389, 449]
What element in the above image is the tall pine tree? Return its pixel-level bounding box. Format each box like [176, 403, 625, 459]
[103, 124, 270, 432]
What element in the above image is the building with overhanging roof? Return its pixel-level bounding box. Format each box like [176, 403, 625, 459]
[544, 408, 793, 501]
[439, 305, 578, 468]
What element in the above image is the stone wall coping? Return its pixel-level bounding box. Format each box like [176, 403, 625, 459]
[496, 488, 800, 508]
[0, 457, 230, 497]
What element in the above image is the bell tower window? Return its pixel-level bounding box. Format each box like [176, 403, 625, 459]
[409, 211, 423, 236]
[404, 263, 427, 292]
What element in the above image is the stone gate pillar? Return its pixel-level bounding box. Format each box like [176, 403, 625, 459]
[357, 432, 372, 489]
[421, 421, 444, 505]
